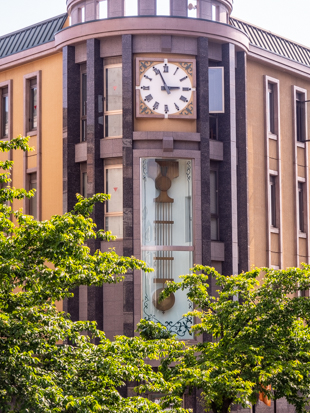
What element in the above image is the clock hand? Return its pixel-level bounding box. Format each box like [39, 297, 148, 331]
[153, 67, 171, 95]
[161, 86, 180, 90]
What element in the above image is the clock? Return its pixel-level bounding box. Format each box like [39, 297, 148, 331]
[136, 58, 196, 119]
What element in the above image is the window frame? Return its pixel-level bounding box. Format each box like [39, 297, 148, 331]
[293, 86, 307, 144]
[298, 181, 305, 233]
[80, 163, 87, 198]
[97, 0, 108, 19]
[211, 4, 220, 21]
[104, 162, 123, 239]
[187, 0, 198, 18]
[24, 72, 41, 136]
[0, 81, 11, 140]
[103, 63, 123, 139]
[156, 0, 171, 15]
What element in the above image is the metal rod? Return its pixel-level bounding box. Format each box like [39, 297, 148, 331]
[274, 399, 276, 413]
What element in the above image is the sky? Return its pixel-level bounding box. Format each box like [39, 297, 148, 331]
[0, 0, 310, 47]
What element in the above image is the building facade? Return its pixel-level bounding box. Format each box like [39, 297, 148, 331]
[1, 1, 310, 411]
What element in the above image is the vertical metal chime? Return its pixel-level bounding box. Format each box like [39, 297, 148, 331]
[152, 160, 179, 312]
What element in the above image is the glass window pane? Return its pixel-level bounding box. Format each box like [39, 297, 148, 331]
[211, 217, 218, 240]
[105, 216, 123, 238]
[105, 114, 123, 137]
[142, 250, 193, 340]
[106, 168, 123, 213]
[268, 84, 275, 134]
[98, 0, 107, 18]
[209, 67, 224, 113]
[30, 86, 37, 130]
[82, 172, 87, 198]
[188, 0, 198, 18]
[210, 171, 217, 214]
[82, 73, 87, 116]
[29, 174, 37, 219]
[106, 67, 122, 112]
[156, 0, 170, 15]
[124, 0, 138, 16]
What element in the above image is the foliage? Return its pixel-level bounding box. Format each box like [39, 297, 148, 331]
[160, 265, 310, 413]
[0, 136, 189, 413]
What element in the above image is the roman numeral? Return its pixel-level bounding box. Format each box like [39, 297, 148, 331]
[180, 76, 188, 82]
[153, 101, 159, 110]
[163, 64, 169, 73]
[141, 86, 150, 90]
[174, 103, 180, 111]
[144, 75, 152, 81]
[153, 67, 160, 75]
[180, 95, 188, 103]
[144, 94, 153, 102]
[182, 87, 191, 91]
[174, 67, 179, 75]
[164, 105, 169, 113]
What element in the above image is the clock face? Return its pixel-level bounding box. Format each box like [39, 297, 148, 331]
[137, 59, 196, 118]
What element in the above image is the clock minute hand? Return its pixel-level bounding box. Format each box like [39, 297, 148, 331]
[161, 86, 180, 91]
[154, 67, 171, 95]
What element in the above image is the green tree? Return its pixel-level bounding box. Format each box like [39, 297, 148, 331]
[0, 136, 188, 413]
[160, 265, 310, 413]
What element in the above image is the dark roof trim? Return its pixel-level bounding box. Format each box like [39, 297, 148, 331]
[0, 13, 67, 58]
[230, 17, 310, 67]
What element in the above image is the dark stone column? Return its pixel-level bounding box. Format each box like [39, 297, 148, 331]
[171, 0, 187, 16]
[63, 46, 81, 320]
[139, 0, 156, 15]
[236, 51, 249, 273]
[86, 38, 104, 332]
[122, 34, 134, 337]
[197, 37, 211, 267]
[197, 37, 212, 343]
[218, 43, 238, 277]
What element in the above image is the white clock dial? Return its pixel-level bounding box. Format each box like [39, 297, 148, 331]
[139, 61, 193, 116]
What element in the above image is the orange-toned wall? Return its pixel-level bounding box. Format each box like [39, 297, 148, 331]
[247, 57, 310, 269]
[0, 52, 63, 221]
[0, 52, 63, 311]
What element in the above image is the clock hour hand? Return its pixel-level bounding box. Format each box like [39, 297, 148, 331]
[161, 86, 180, 91]
[153, 67, 171, 95]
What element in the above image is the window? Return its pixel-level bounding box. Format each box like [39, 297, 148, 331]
[81, 163, 87, 198]
[78, 6, 85, 22]
[104, 165, 123, 238]
[28, 173, 37, 219]
[298, 182, 305, 232]
[209, 115, 218, 140]
[124, 0, 138, 16]
[81, 68, 87, 142]
[104, 65, 122, 138]
[98, 0, 108, 18]
[141, 159, 193, 340]
[187, 0, 198, 18]
[210, 170, 219, 240]
[296, 92, 306, 142]
[209, 67, 224, 113]
[268, 83, 275, 134]
[211, 4, 219, 21]
[1, 87, 8, 138]
[29, 79, 37, 131]
[156, 0, 170, 15]
[270, 175, 277, 227]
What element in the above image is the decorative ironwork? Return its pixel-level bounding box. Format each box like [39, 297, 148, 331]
[180, 62, 193, 77]
[140, 100, 154, 115]
[179, 101, 194, 116]
[142, 159, 148, 181]
[140, 61, 154, 76]
[143, 293, 193, 337]
[186, 161, 191, 182]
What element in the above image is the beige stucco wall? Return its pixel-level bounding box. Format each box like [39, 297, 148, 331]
[247, 57, 310, 269]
